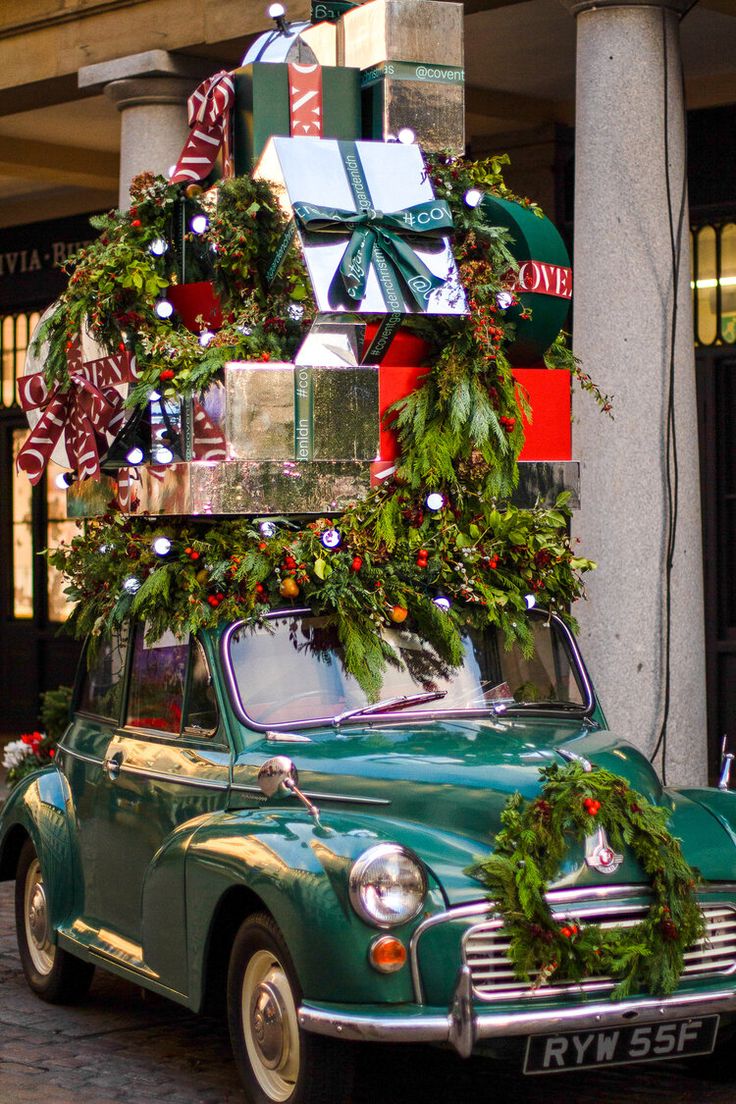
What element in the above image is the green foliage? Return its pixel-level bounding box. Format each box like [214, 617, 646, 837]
[472, 761, 704, 999]
[49, 492, 594, 700]
[39, 152, 599, 699]
[39, 685, 73, 741]
[2, 685, 72, 793]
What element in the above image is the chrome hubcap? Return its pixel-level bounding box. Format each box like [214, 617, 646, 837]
[28, 881, 49, 947]
[251, 980, 286, 1069]
[242, 948, 300, 1102]
[24, 858, 55, 976]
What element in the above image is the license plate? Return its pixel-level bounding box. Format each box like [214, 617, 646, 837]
[524, 1014, 719, 1074]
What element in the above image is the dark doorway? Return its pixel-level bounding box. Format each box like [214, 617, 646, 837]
[696, 348, 736, 782]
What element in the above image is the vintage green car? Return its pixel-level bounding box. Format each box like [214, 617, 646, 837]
[2, 608, 736, 1102]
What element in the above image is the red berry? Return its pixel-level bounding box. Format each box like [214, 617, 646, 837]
[351, 556, 363, 572]
[159, 368, 175, 381]
[131, 218, 142, 228]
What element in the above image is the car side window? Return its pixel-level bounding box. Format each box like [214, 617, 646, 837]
[77, 625, 130, 722]
[183, 641, 219, 737]
[126, 627, 188, 734]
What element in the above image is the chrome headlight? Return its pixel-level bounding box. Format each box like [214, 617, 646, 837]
[349, 844, 427, 929]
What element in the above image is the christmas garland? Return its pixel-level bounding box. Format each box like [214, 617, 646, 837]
[473, 761, 704, 999]
[36, 154, 605, 695]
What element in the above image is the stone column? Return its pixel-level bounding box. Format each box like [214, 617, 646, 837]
[559, 0, 706, 784]
[79, 50, 213, 209]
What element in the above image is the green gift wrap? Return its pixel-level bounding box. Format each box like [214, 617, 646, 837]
[232, 62, 361, 174]
[476, 193, 572, 366]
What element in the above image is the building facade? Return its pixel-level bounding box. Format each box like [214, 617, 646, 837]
[0, 0, 734, 783]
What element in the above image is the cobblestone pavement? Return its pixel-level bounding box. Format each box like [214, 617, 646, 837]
[3, 878, 736, 1104]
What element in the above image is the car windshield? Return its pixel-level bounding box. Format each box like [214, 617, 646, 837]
[227, 610, 589, 727]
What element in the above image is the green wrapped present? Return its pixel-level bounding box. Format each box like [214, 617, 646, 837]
[232, 62, 361, 174]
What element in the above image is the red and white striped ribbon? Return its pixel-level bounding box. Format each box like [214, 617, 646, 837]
[287, 64, 324, 138]
[170, 71, 236, 185]
[16, 338, 137, 484]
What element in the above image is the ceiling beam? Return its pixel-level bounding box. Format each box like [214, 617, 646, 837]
[698, 0, 736, 15]
[0, 137, 119, 190]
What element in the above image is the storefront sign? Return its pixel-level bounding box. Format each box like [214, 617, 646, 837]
[0, 213, 99, 312]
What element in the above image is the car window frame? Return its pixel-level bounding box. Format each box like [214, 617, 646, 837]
[73, 622, 225, 749]
[220, 607, 598, 734]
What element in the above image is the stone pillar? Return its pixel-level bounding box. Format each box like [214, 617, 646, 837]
[79, 50, 213, 209]
[559, 0, 706, 785]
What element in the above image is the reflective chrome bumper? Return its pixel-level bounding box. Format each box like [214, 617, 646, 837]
[299, 967, 736, 1058]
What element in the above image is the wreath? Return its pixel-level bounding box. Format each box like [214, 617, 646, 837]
[473, 760, 704, 999]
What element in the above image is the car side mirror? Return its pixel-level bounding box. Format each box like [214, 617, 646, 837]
[258, 756, 320, 821]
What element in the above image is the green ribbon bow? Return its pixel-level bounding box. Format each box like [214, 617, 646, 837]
[292, 142, 455, 313]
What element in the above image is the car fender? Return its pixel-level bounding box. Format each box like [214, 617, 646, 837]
[0, 767, 78, 931]
[672, 788, 736, 881]
[184, 804, 483, 1011]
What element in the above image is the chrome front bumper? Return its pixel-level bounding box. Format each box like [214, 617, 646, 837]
[299, 966, 736, 1058]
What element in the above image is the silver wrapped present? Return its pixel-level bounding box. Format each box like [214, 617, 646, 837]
[255, 136, 467, 316]
[340, 0, 465, 152]
[224, 361, 378, 461]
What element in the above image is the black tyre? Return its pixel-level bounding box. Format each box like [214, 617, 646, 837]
[227, 911, 355, 1104]
[14, 837, 95, 1003]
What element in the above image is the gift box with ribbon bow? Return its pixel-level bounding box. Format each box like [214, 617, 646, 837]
[255, 136, 467, 315]
[232, 62, 361, 174]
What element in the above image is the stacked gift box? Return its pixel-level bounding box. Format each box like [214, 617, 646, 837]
[13, 0, 577, 519]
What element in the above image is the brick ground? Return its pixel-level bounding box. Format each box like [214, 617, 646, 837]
[2, 780, 736, 1102]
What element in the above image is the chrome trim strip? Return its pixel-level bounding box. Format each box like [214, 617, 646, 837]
[56, 744, 104, 768]
[229, 782, 390, 806]
[299, 988, 736, 1046]
[117, 763, 229, 790]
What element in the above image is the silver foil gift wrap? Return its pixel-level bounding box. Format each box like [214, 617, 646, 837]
[340, 0, 465, 153]
[223, 360, 379, 462]
[67, 461, 373, 518]
[255, 136, 467, 316]
[65, 460, 581, 519]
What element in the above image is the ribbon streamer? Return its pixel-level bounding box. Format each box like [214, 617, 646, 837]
[16, 339, 137, 485]
[170, 71, 236, 184]
[292, 142, 454, 312]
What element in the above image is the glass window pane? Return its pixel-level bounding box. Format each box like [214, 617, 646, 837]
[78, 626, 130, 721]
[183, 642, 219, 737]
[126, 627, 189, 734]
[695, 226, 718, 345]
[46, 460, 77, 623]
[0, 312, 40, 409]
[721, 223, 736, 344]
[11, 428, 33, 618]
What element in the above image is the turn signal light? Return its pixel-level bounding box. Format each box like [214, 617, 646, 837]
[369, 935, 407, 973]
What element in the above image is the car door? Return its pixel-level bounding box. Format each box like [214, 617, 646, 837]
[61, 623, 231, 990]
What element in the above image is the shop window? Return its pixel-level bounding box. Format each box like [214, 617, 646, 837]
[1, 311, 39, 409]
[692, 222, 736, 347]
[11, 427, 33, 618]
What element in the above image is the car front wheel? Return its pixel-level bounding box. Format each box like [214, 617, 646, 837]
[227, 911, 355, 1104]
[14, 838, 94, 1003]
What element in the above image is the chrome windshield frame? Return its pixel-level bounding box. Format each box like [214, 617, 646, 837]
[220, 607, 597, 733]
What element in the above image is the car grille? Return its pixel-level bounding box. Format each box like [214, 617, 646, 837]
[463, 902, 736, 1000]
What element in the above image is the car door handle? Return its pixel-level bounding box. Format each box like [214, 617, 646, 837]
[103, 752, 124, 781]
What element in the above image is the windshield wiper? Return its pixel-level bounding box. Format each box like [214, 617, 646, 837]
[333, 691, 447, 726]
[493, 699, 586, 714]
